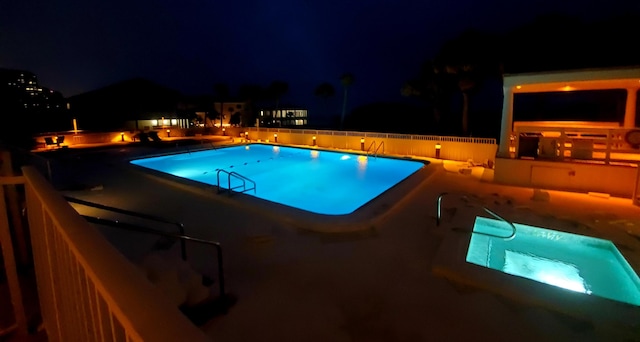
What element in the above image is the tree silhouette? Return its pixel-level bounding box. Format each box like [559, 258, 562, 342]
[213, 83, 230, 127]
[402, 60, 450, 130]
[238, 83, 264, 127]
[339, 73, 354, 129]
[434, 29, 502, 135]
[267, 81, 289, 111]
[314, 82, 335, 117]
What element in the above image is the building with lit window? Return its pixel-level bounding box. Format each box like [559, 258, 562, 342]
[67, 78, 193, 132]
[0, 68, 65, 111]
[258, 107, 308, 127]
[0, 68, 68, 140]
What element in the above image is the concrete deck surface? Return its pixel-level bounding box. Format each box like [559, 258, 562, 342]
[34, 139, 640, 341]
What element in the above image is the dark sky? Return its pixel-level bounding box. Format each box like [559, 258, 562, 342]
[2, 0, 638, 122]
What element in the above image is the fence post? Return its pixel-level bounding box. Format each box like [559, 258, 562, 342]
[0, 177, 29, 337]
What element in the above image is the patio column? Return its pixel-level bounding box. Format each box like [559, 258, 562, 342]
[497, 86, 514, 158]
[624, 87, 638, 128]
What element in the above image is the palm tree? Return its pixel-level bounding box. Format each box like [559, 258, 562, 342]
[434, 29, 502, 135]
[238, 83, 264, 127]
[339, 73, 354, 130]
[213, 83, 230, 127]
[267, 81, 289, 111]
[314, 82, 335, 116]
[402, 60, 450, 130]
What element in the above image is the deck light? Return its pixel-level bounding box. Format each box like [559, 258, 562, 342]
[361, 138, 365, 151]
[120, 132, 124, 142]
[435, 143, 441, 159]
[274, 133, 278, 143]
[166, 129, 171, 137]
[222, 127, 226, 136]
[312, 136, 316, 146]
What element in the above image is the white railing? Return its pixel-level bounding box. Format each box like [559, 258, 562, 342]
[513, 125, 640, 165]
[1, 167, 209, 341]
[247, 128, 497, 162]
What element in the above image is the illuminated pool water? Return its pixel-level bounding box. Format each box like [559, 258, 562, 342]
[130, 144, 425, 215]
[466, 216, 640, 306]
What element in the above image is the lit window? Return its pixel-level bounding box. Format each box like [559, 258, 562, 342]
[171, 119, 177, 125]
[163, 119, 169, 125]
[152, 120, 158, 126]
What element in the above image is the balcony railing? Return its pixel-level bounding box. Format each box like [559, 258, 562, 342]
[512, 123, 640, 166]
[1, 167, 210, 341]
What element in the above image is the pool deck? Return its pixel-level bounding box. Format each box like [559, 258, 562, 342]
[34, 136, 640, 341]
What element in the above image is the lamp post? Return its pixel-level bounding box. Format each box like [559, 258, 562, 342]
[312, 136, 316, 146]
[245, 131, 249, 141]
[120, 132, 124, 142]
[274, 133, 278, 143]
[222, 127, 226, 136]
[435, 143, 441, 159]
[360, 138, 365, 151]
[166, 129, 171, 138]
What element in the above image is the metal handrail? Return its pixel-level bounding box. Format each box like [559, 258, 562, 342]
[64, 196, 188, 261]
[366, 140, 377, 155]
[79, 215, 228, 306]
[216, 169, 256, 196]
[216, 169, 230, 193]
[436, 192, 516, 240]
[229, 171, 256, 194]
[81, 215, 227, 305]
[374, 141, 385, 157]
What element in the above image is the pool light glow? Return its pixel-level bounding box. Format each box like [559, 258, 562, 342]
[466, 216, 640, 306]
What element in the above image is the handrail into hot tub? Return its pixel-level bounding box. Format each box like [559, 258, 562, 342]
[436, 192, 516, 240]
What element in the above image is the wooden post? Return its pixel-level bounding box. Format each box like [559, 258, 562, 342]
[0, 151, 30, 266]
[0, 176, 28, 337]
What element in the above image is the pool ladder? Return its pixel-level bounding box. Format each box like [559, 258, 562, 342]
[366, 140, 385, 158]
[436, 192, 516, 240]
[216, 169, 256, 196]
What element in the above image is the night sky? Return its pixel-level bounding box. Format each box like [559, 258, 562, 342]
[2, 0, 638, 122]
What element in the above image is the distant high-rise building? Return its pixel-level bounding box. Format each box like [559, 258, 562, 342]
[0, 68, 65, 111]
[0, 68, 69, 143]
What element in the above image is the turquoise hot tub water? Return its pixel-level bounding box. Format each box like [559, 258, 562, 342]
[130, 144, 425, 215]
[466, 216, 640, 306]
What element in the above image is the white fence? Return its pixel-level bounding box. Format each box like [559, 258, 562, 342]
[247, 128, 498, 163]
[1, 167, 209, 341]
[513, 124, 640, 165]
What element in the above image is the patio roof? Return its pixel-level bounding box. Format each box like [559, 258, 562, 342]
[504, 66, 640, 93]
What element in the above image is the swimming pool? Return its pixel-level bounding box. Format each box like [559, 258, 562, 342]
[130, 144, 426, 215]
[466, 216, 640, 306]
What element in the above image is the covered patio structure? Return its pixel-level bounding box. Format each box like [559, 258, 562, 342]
[494, 66, 640, 202]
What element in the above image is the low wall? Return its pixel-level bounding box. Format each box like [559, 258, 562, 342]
[494, 158, 639, 198]
[246, 128, 498, 163]
[31, 127, 498, 163]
